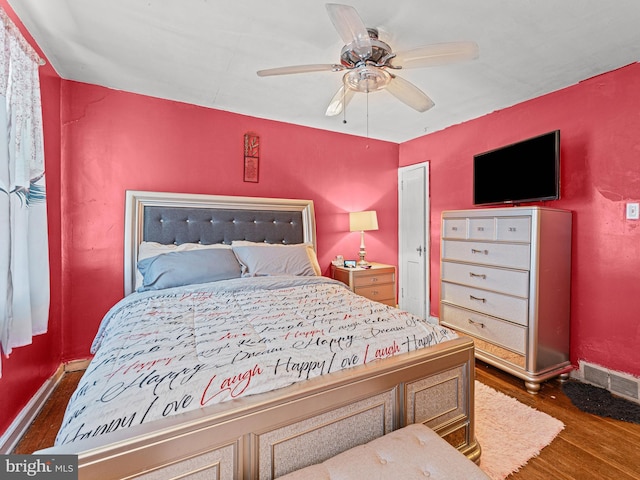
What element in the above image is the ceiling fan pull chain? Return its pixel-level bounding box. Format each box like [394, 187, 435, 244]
[343, 76, 348, 124]
[366, 91, 369, 138]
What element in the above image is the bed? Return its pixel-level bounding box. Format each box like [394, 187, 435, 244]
[40, 190, 480, 479]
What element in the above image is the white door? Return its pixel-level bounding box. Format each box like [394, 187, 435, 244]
[398, 163, 429, 319]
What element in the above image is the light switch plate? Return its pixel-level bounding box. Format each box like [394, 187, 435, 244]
[626, 203, 639, 220]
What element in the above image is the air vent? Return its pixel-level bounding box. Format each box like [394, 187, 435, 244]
[583, 364, 609, 388]
[574, 361, 639, 403]
[610, 374, 639, 400]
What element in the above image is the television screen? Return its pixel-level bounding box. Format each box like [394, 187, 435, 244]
[473, 130, 560, 206]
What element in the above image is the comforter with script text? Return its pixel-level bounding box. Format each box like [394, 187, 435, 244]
[55, 276, 457, 446]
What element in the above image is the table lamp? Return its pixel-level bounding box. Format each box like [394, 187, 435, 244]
[349, 210, 378, 266]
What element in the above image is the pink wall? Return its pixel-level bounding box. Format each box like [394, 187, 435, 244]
[400, 63, 640, 377]
[60, 82, 400, 360]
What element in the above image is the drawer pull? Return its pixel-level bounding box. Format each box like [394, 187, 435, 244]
[471, 248, 489, 255]
[371, 290, 379, 295]
[468, 318, 486, 328]
[469, 272, 487, 279]
[469, 295, 486, 303]
[371, 278, 379, 283]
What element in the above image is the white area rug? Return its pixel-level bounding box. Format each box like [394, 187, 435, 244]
[475, 381, 564, 479]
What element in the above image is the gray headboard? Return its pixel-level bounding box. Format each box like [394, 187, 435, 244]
[124, 190, 316, 295]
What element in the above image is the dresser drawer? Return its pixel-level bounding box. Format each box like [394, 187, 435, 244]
[441, 304, 526, 354]
[442, 218, 467, 239]
[352, 271, 394, 288]
[441, 261, 529, 297]
[441, 240, 531, 270]
[496, 217, 531, 242]
[468, 218, 494, 240]
[355, 283, 396, 304]
[441, 282, 528, 326]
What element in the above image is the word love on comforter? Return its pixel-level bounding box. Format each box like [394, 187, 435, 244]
[55, 276, 457, 445]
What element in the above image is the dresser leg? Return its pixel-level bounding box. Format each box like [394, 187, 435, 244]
[524, 380, 541, 394]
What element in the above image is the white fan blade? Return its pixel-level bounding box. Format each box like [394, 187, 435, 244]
[326, 3, 372, 59]
[325, 85, 356, 116]
[257, 64, 343, 77]
[386, 75, 435, 112]
[392, 41, 479, 69]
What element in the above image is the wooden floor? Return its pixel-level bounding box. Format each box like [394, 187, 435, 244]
[14, 362, 640, 479]
[475, 361, 640, 480]
[14, 369, 84, 454]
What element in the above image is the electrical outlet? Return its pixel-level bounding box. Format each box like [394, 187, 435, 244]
[626, 203, 639, 220]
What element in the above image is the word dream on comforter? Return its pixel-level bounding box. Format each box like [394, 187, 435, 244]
[55, 276, 457, 446]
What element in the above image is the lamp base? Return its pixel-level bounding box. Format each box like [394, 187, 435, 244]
[358, 248, 369, 266]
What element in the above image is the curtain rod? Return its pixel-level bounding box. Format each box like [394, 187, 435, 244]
[0, 8, 46, 66]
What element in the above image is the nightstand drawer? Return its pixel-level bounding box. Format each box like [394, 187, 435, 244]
[352, 271, 394, 288]
[330, 262, 397, 306]
[355, 283, 396, 304]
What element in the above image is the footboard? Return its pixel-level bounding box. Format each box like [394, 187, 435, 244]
[39, 337, 478, 480]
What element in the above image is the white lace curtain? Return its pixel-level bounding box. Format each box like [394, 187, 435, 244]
[0, 8, 48, 378]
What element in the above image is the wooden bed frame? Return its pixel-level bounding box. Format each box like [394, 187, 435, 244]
[40, 190, 480, 479]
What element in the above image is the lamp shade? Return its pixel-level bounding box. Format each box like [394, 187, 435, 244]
[349, 211, 378, 232]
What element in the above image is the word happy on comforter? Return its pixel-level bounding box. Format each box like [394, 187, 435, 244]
[55, 276, 457, 445]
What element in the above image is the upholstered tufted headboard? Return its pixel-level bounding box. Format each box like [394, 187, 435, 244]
[123, 190, 316, 295]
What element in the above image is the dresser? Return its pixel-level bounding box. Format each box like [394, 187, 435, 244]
[331, 262, 397, 307]
[440, 207, 572, 393]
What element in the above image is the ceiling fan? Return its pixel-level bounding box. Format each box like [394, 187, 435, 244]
[257, 3, 479, 116]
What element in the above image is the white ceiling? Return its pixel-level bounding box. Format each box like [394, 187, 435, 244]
[8, 0, 640, 143]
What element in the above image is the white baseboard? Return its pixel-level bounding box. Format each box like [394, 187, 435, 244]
[0, 364, 64, 454]
[64, 358, 91, 372]
[0, 358, 91, 454]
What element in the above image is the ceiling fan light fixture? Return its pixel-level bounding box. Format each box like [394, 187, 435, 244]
[344, 65, 391, 93]
[340, 28, 394, 68]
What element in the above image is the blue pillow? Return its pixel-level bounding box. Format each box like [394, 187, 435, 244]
[231, 241, 321, 277]
[137, 248, 242, 291]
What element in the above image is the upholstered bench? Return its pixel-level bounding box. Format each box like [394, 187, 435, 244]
[277, 423, 489, 479]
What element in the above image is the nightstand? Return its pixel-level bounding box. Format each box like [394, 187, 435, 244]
[330, 262, 397, 307]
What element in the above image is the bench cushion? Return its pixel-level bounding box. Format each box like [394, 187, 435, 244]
[277, 423, 489, 479]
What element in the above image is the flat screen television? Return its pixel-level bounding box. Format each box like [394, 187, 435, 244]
[473, 130, 560, 206]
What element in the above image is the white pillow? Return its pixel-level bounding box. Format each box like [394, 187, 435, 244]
[231, 241, 321, 277]
[135, 241, 231, 290]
